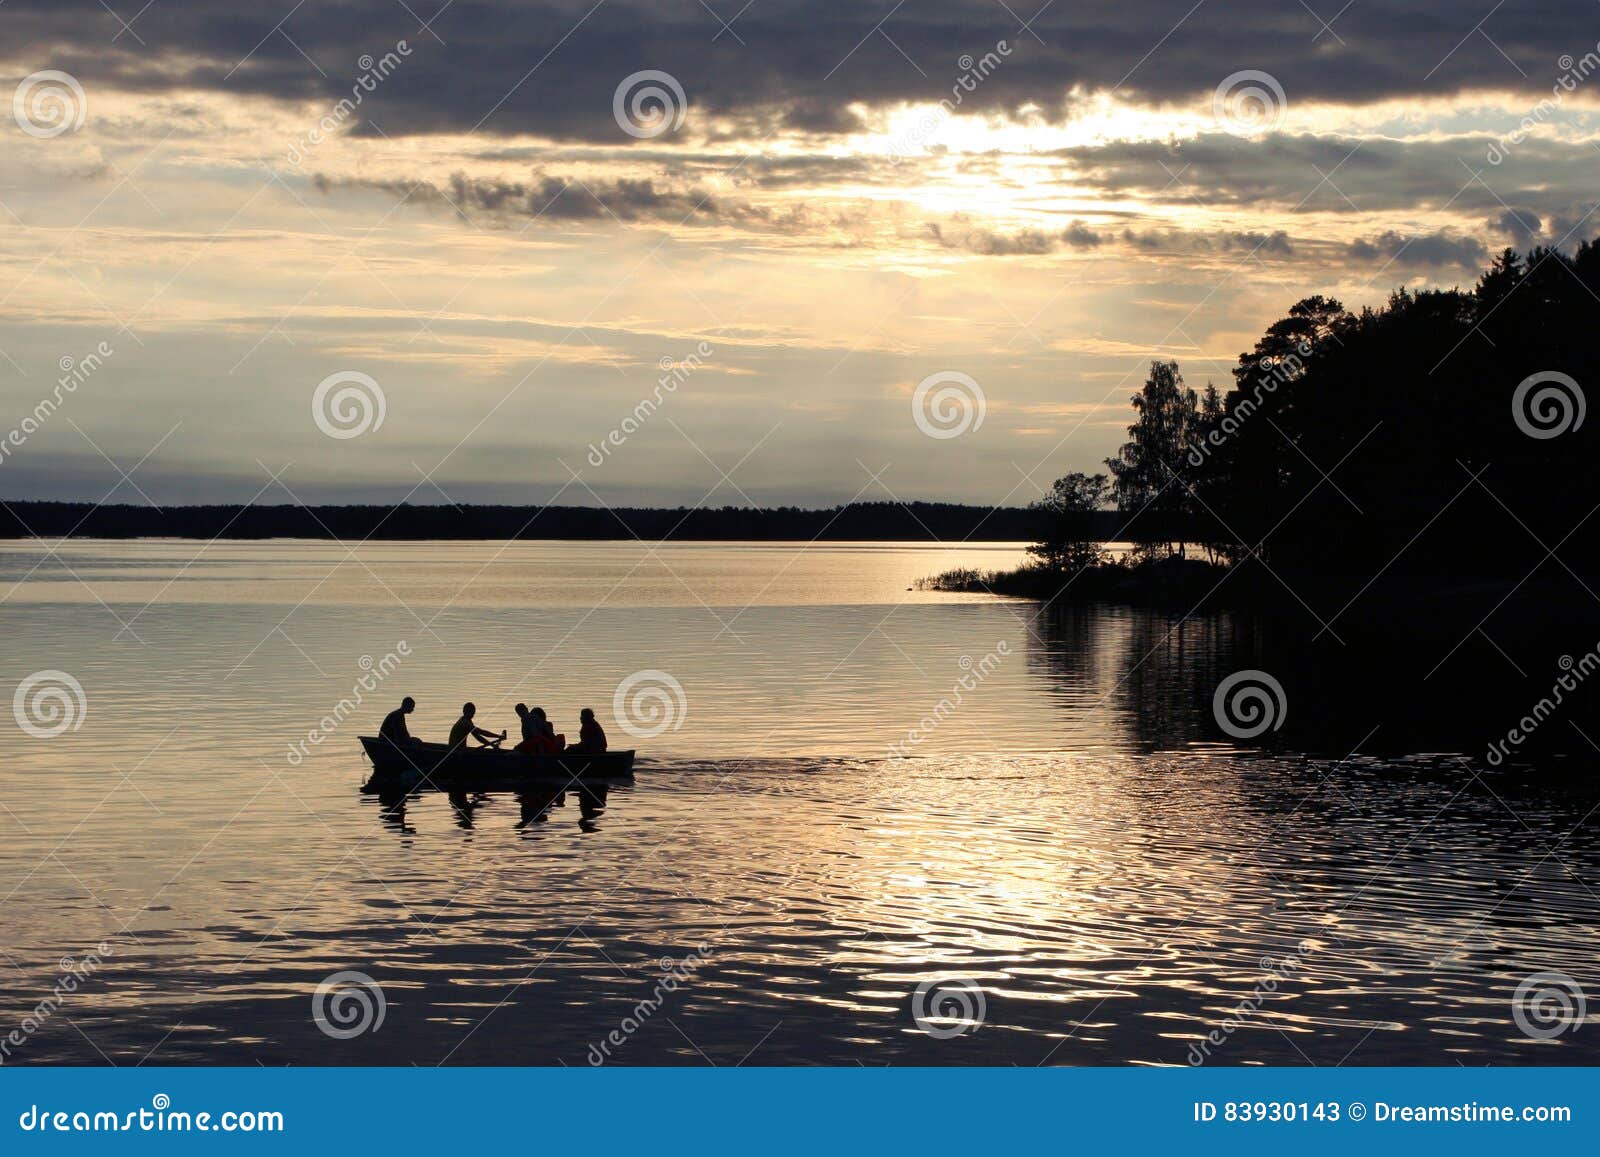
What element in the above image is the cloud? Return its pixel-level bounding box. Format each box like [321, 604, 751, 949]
[1122, 226, 1294, 256]
[1061, 220, 1105, 249]
[1058, 132, 1600, 223]
[1347, 229, 1487, 269]
[929, 223, 1059, 255]
[924, 218, 1297, 259]
[310, 169, 822, 232]
[2, 0, 1593, 143]
[1491, 207, 1544, 250]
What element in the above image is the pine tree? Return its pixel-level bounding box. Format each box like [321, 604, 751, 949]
[1105, 360, 1198, 559]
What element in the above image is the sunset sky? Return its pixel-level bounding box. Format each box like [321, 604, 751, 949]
[2, 0, 1596, 508]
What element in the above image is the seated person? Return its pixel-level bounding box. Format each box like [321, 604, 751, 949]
[379, 696, 421, 746]
[449, 702, 505, 750]
[571, 707, 607, 754]
[515, 707, 565, 755]
[513, 703, 542, 754]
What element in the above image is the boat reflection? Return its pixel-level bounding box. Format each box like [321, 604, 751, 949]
[517, 780, 610, 832]
[363, 777, 617, 833]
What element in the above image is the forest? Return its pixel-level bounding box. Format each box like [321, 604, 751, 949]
[930, 239, 1599, 622]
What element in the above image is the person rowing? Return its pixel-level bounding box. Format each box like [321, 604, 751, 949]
[449, 702, 505, 750]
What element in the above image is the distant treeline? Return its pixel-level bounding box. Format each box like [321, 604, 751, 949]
[0, 500, 1094, 542]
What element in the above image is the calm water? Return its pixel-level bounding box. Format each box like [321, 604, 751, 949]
[1, 539, 1595, 1066]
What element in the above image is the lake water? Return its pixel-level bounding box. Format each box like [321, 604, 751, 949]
[1, 539, 1596, 1066]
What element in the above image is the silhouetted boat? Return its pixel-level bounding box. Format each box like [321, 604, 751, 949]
[358, 736, 635, 790]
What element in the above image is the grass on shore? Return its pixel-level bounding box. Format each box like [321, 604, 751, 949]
[915, 555, 1232, 604]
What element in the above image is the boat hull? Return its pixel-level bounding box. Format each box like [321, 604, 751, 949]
[359, 736, 635, 790]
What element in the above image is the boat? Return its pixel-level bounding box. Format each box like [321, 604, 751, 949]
[359, 736, 636, 791]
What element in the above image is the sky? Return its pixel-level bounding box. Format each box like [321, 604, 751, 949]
[2, 0, 1598, 510]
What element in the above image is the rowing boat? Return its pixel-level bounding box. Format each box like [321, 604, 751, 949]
[358, 736, 636, 790]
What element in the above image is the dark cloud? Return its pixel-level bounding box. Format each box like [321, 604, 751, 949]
[1348, 229, 1487, 269]
[1492, 207, 1544, 249]
[1061, 220, 1105, 249]
[1, 1, 1592, 141]
[310, 169, 841, 234]
[1057, 133, 1600, 224]
[927, 219, 1289, 258]
[314, 169, 725, 225]
[1122, 226, 1294, 256]
[929, 223, 1059, 255]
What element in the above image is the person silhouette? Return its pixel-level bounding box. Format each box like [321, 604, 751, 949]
[449, 702, 505, 750]
[531, 707, 565, 753]
[572, 707, 607, 754]
[513, 703, 541, 753]
[379, 696, 420, 747]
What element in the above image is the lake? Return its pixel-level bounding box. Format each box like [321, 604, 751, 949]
[1, 539, 1596, 1066]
